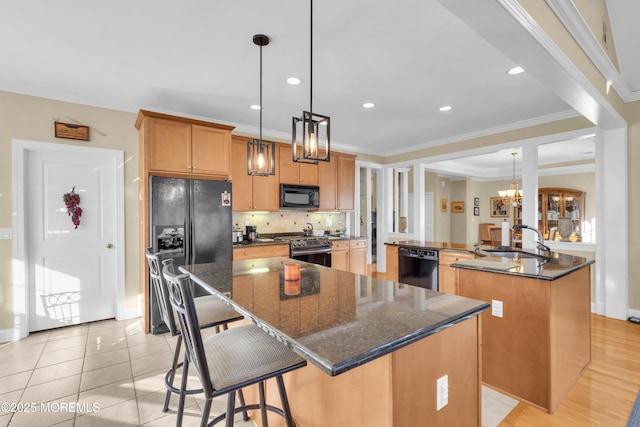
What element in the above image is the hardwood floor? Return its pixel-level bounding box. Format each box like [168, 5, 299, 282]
[500, 315, 640, 426]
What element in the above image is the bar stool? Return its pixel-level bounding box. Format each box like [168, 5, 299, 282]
[162, 261, 307, 427]
[146, 249, 244, 426]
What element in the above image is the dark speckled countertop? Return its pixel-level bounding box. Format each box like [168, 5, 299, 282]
[181, 257, 489, 376]
[385, 239, 594, 281]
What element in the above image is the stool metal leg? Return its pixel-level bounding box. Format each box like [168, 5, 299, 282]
[237, 389, 250, 421]
[259, 381, 268, 427]
[225, 390, 236, 427]
[163, 334, 182, 412]
[176, 354, 189, 427]
[276, 375, 295, 427]
[200, 399, 212, 427]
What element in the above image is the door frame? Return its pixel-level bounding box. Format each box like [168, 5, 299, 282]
[12, 139, 125, 339]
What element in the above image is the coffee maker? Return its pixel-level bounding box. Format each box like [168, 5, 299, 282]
[245, 225, 257, 242]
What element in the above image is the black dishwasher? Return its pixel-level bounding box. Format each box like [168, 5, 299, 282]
[398, 247, 439, 291]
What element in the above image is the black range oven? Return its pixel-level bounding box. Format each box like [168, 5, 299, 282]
[277, 236, 332, 267]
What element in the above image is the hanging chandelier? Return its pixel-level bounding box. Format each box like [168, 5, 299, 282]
[498, 152, 522, 207]
[292, 0, 330, 163]
[247, 34, 276, 176]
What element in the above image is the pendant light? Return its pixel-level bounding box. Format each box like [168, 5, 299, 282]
[247, 34, 276, 176]
[292, 0, 330, 163]
[498, 152, 523, 207]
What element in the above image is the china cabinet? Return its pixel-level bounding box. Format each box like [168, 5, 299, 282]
[514, 187, 585, 242]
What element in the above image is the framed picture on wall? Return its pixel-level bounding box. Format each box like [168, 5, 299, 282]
[490, 197, 509, 217]
[474, 206, 480, 216]
[474, 197, 479, 207]
[451, 201, 465, 213]
[440, 199, 448, 212]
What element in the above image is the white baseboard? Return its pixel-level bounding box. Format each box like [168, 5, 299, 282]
[117, 306, 141, 321]
[0, 328, 19, 343]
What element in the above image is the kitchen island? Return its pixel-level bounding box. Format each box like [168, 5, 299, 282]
[181, 257, 489, 427]
[385, 240, 594, 414]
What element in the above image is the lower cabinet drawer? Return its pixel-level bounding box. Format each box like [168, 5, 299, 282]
[233, 244, 289, 260]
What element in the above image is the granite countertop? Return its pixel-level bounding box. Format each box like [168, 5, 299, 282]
[181, 257, 489, 376]
[384, 239, 594, 280]
[233, 234, 366, 248]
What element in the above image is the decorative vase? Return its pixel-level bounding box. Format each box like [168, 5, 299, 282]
[557, 218, 573, 242]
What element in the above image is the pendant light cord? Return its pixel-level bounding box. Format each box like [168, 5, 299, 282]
[309, 0, 313, 116]
[260, 43, 263, 141]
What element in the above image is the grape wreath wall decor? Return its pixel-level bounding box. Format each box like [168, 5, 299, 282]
[63, 186, 82, 229]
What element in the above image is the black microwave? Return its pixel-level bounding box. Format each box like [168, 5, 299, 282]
[280, 184, 320, 209]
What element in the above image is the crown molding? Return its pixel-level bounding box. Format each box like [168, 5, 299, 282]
[545, 0, 640, 102]
[379, 109, 579, 157]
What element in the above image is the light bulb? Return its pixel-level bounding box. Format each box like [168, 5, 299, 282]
[257, 153, 265, 171]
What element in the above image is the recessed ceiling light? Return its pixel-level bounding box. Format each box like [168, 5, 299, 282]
[362, 102, 375, 109]
[439, 105, 452, 112]
[507, 66, 525, 75]
[249, 104, 261, 110]
[286, 77, 302, 85]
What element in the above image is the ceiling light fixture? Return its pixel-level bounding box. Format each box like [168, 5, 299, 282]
[362, 102, 375, 109]
[292, 0, 330, 163]
[247, 34, 276, 176]
[507, 66, 525, 75]
[498, 152, 522, 207]
[439, 105, 452, 112]
[249, 104, 261, 110]
[286, 77, 302, 85]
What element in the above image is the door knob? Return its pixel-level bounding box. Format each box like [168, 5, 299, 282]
[106, 243, 114, 249]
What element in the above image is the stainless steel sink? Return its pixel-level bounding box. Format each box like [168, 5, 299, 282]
[482, 249, 549, 260]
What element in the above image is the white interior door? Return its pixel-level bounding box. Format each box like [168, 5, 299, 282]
[26, 149, 117, 331]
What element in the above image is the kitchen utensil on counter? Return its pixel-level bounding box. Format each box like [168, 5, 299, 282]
[246, 225, 258, 242]
[232, 229, 244, 243]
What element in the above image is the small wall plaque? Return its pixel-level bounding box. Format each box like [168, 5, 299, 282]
[55, 122, 90, 141]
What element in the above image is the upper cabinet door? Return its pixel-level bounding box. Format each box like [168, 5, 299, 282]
[278, 145, 299, 184]
[148, 118, 191, 173]
[337, 154, 355, 211]
[139, 111, 234, 178]
[318, 155, 337, 211]
[278, 144, 318, 185]
[191, 125, 230, 176]
[230, 138, 253, 211]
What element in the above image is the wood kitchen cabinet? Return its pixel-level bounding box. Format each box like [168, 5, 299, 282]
[319, 152, 356, 211]
[278, 144, 318, 185]
[336, 154, 355, 211]
[233, 244, 289, 260]
[438, 251, 475, 295]
[136, 110, 235, 333]
[136, 110, 233, 178]
[386, 245, 399, 281]
[230, 136, 279, 211]
[332, 239, 367, 275]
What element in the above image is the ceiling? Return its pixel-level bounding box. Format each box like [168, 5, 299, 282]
[0, 0, 635, 178]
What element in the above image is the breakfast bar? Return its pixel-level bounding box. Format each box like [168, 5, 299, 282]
[181, 257, 489, 427]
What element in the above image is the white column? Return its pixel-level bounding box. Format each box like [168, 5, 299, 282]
[597, 127, 628, 320]
[521, 145, 539, 251]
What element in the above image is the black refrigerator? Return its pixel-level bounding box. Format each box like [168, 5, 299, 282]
[149, 176, 232, 334]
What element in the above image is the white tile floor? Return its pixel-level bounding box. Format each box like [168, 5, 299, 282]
[0, 319, 518, 426]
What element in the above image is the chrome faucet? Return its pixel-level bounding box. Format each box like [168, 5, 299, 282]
[513, 224, 551, 253]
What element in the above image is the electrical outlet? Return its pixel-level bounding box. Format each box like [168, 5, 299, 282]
[492, 299, 503, 318]
[436, 374, 448, 410]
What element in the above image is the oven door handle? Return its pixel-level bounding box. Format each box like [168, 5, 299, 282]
[291, 247, 332, 256]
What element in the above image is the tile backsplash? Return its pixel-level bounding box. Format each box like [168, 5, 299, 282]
[232, 211, 347, 235]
